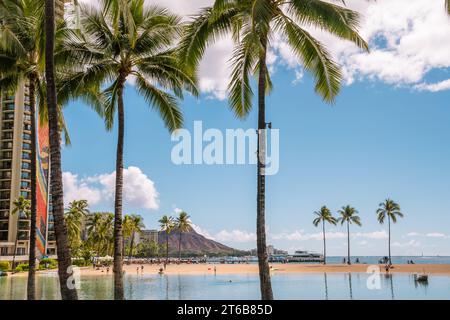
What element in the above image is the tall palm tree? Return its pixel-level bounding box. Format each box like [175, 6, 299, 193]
[127, 214, 145, 259]
[175, 211, 191, 260]
[45, 0, 78, 300]
[179, 0, 368, 300]
[159, 215, 174, 270]
[376, 199, 404, 265]
[338, 205, 362, 265]
[11, 196, 31, 271]
[313, 206, 337, 265]
[60, 0, 197, 299]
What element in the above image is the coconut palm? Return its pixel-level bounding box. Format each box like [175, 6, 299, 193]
[313, 206, 337, 265]
[44, 0, 78, 300]
[159, 215, 174, 269]
[65, 200, 90, 250]
[122, 215, 132, 258]
[11, 196, 31, 271]
[127, 214, 145, 259]
[338, 205, 362, 265]
[59, 0, 197, 299]
[179, 0, 367, 300]
[175, 211, 191, 260]
[376, 199, 404, 265]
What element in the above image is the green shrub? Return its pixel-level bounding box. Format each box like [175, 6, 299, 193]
[72, 258, 90, 267]
[0, 261, 10, 272]
[15, 263, 29, 272]
[39, 258, 58, 269]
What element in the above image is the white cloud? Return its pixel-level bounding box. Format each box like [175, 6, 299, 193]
[79, 0, 450, 96]
[415, 79, 450, 92]
[406, 232, 448, 239]
[191, 223, 216, 240]
[392, 240, 421, 248]
[63, 172, 102, 205]
[63, 166, 159, 210]
[215, 230, 257, 243]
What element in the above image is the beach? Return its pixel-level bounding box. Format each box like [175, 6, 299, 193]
[9, 263, 450, 277]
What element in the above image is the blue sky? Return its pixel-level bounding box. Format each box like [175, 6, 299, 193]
[65, 0, 450, 255]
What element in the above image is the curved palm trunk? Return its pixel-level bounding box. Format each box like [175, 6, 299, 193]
[113, 83, 125, 300]
[178, 232, 182, 261]
[256, 38, 273, 300]
[45, 0, 78, 300]
[322, 221, 326, 265]
[27, 74, 37, 300]
[347, 222, 351, 265]
[388, 215, 391, 265]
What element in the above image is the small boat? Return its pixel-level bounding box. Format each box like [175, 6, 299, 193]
[414, 273, 428, 282]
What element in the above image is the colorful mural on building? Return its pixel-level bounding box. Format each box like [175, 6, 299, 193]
[36, 121, 50, 256]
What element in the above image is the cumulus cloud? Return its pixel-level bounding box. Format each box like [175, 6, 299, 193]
[191, 223, 217, 241]
[63, 166, 159, 210]
[406, 232, 449, 239]
[78, 0, 450, 96]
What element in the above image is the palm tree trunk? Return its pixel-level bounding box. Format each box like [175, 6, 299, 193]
[322, 220, 326, 265]
[388, 215, 391, 265]
[347, 222, 351, 265]
[11, 225, 19, 271]
[178, 232, 182, 261]
[113, 82, 125, 300]
[256, 36, 273, 300]
[128, 232, 134, 260]
[45, 0, 78, 300]
[27, 74, 37, 300]
[165, 232, 169, 269]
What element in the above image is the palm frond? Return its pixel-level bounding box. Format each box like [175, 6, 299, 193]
[135, 73, 183, 132]
[282, 18, 342, 103]
[288, 0, 368, 51]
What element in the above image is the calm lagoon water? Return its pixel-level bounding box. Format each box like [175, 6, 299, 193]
[1, 273, 449, 300]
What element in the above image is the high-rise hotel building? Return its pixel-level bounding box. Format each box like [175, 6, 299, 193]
[0, 0, 75, 262]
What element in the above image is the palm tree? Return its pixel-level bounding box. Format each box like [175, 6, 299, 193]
[446, 0, 450, 15]
[122, 215, 132, 259]
[159, 215, 174, 270]
[59, 0, 197, 299]
[11, 196, 31, 271]
[313, 206, 337, 265]
[65, 200, 90, 251]
[44, 0, 78, 300]
[338, 205, 362, 265]
[175, 211, 191, 260]
[376, 199, 404, 265]
[179, 0, 367, 300]
[127, 214, 145, 260]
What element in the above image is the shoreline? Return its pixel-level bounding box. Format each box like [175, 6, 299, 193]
[7, 263, 450, 277]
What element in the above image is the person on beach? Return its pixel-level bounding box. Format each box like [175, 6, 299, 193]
[214, 265, 217, 275]
[141, 265, 144, 274]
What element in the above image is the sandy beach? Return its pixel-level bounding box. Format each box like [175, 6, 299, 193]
[10, 263, 450, 277]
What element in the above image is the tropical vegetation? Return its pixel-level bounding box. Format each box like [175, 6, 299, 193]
[376, 199, 404, 266]
[313, 206, 337, 265]
[338, 205, 362, 265]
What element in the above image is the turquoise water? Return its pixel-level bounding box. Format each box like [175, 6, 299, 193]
[1, 273, 449, 300]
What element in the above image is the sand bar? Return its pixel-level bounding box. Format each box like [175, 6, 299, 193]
[8, 263, 450, 277]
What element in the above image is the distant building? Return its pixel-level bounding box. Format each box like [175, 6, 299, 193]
[136, 230, 158, 245]
[249, 245, 287, 256]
